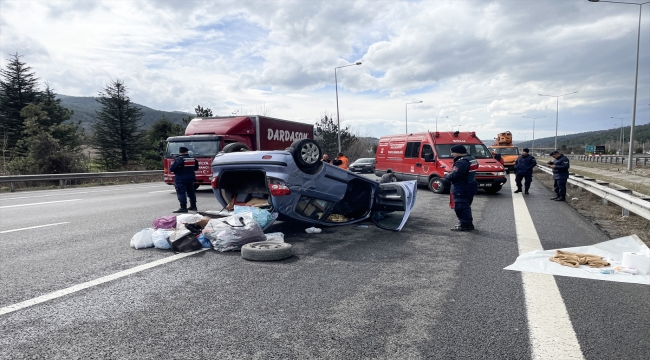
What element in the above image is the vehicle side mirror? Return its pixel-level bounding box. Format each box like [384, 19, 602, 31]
[424, 153, 434, 162]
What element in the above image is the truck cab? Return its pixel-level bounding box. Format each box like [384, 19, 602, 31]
[375, 131, 507, 194]
[488, 131, 520, 173]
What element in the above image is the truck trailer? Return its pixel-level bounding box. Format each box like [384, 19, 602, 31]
[162, 116, 314, 187]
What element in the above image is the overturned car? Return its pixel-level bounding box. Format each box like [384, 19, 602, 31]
[210, 139, 416, 231]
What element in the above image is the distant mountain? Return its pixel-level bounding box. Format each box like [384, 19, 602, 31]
[56, 95, 192, 132]
[515, 123, 650, 153]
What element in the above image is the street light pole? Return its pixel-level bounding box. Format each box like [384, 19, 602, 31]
[523, 115, 546, 155]
[334, 61, 362, 153]
[538, 91, 578, 150]
[589, 0, 649, 169]
[435, 116, 448, 132]
[405, 101, 423, 133]
[612, 117, 623, 154]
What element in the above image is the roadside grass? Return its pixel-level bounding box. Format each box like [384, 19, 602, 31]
[534, 169, 650, 246]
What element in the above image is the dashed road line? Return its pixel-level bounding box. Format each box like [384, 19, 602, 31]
[510, 174, 584, 359]
[0, 222, 70, 234]
[0, 199, 82, 209]
[0, 249, 210, 316]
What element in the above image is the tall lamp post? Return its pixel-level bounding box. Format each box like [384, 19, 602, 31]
[589, 0, 649, 170]
[523, 115, 546, 155]
[538, 91, 578, 150]
[405, 101, 423, 133]
[434, 116, 448, 132]
[335, 61, 362, 153]
[612, 117, 624, 154]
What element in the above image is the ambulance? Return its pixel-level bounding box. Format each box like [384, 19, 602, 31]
[374, 131, 507, 193]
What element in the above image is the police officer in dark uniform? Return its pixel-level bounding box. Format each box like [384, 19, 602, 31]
[513, 148, 537, 194]
[170, 146, 199, 213]
[444, 145, 479, 231]
[547, 150, 570, 202]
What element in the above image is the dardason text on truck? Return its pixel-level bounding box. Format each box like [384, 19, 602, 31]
[374, 131, 507, 194]
[160, 116, 314, 188]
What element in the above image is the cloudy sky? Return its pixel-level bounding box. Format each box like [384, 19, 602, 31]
[1, 0, 649, 143]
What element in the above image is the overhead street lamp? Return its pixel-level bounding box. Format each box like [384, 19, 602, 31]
[434, 116, 448, 132]
[335, 61, 362, 153]
[523, 115, 546, 155]
[538, 91, 578, 150]
[589, 0, 649, 169]
[405, 101, 423, 133]
[612, 117, 624, 154]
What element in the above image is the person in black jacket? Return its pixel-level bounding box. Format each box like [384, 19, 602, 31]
[444, 145, 479, 231]
[513, 148, 537, 194]
[547, 150, 570, 202]
[170, 147, 199, 213]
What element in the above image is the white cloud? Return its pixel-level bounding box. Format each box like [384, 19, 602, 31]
[0, 0, 648, 143]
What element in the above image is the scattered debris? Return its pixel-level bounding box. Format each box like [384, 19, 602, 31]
[305, 227, 322, 233]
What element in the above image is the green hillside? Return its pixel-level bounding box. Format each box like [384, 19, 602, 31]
[57, 95, 192, 132]
[517, 123, 650, 153]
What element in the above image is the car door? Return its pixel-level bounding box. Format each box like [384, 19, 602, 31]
[370, 180, 417, 231]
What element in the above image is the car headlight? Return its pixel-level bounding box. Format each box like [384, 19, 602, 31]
[495, 172, 505, 176]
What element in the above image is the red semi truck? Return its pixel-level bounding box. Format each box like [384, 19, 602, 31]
[162, 116, 314, 187]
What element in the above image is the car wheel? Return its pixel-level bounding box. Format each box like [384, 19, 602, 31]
[241, 242, 293, 261]
[428, 176, 448, 194]
[221, 142, 251, 153]
[380, 173, 397, 183]
[483, 185, 502, 194]
[287, 139, 322, 169]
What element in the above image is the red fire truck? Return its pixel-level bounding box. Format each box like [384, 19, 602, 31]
[374, 131, 507, 193]
[162, 116, 314, 188]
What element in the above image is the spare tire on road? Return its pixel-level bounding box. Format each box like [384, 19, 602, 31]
[221, 142, 251, 153]
[241, 242, 293, 261]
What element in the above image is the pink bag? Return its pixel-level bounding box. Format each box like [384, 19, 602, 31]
[153, 215, 177, 229]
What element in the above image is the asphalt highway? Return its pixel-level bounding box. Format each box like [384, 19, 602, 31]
[0, 177, 648, 359]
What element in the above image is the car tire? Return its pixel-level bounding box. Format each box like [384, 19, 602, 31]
[380, 173, 397, 183]
[241, 242, 293, 261]
[483, 185, 502, 194]
[428, 176, 449, 194]
[222, 142, 251, 153]
[286, 139, 322, 169]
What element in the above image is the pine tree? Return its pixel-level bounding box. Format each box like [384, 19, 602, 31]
[0, 53, 41, 150]
[38, 83, 83, 150]
[91, 80, 145, 170]
[314, 113, 357, 158]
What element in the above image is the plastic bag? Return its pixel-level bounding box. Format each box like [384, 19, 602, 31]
[233, 206, 274, 228]
[204, 212, 266, 252]
[151, 229, 175, 249]
[131, 228, 155, 249]
[197, 234, 212, 248]
[152, 215, 177, 230]
[176, 213, 203, 228]
[265, 232, 285, 243]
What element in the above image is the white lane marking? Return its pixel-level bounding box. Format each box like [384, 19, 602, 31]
[0, 199, 82, 209]
[148, 190, 175, 193]
[0, 249, 210, 316]
[0, 222, 70, 234]
[510, 174, 584, 359]
[0, 185, 168, 201]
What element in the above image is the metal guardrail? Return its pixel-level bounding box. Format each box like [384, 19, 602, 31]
[567, 155, 650, 166]
[0, 170, 163, 192]
[536, 165, 650, 220]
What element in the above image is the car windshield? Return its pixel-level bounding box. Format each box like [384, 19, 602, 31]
[435, 144, 493, 159]
[489, 147, 520, 155]
[353, 158, 374, 164]
[166, 140, 221, 157]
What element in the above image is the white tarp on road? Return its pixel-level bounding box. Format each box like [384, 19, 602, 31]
[504, 235, 650, 285]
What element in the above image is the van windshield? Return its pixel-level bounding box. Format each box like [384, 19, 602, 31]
[166, 140, 221, 157]
[489, 147, 520, 155]
[435, 144, 493, 159]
